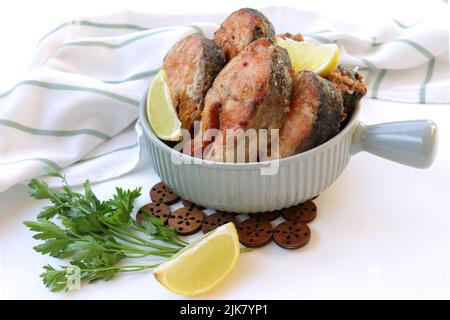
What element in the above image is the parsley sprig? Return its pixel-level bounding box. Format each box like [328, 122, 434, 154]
[24, 168, 187, 292]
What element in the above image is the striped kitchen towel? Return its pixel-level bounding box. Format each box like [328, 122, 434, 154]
[0, 7, 448, 191]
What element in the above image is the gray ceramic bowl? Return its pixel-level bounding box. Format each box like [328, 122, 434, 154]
[139, 91, 438, 212]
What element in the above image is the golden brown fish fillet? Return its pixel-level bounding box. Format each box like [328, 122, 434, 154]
[163, 34, 225, 132]
[279, 71, 343, 158]
[214, 8, 275, 62]
[200, 38, 292, 162]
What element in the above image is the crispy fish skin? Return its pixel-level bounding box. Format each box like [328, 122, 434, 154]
[163, 34, 225, 132]
[279, 71, 343, 158]
[214, 8, 275, 61]
[201, 38, 292, 162]
[326, 65, 367, 118]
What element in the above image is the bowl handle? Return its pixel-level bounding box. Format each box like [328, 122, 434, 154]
[350, 120, 438, 168]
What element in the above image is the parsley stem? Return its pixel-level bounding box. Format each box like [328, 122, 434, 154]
[90, 229, 180, 255]
[118, 265, 158, 272]
[79, 264, 159, 273]
[107, 224, 181, 252]
[124, 252, 172, 258]
[108, 229, 176, 251]
[128, 224, 187, 247]
[109, 242, 173, 256]
[107, 231, 156, 247]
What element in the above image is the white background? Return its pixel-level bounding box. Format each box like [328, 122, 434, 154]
[0, 0, 450, 300]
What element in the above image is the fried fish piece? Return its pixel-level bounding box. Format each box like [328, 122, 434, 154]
[214, 8, 275, 61]
[163, 34, 225, 132]
[200, 38, 292, 162]
[325, 65, 367, 119]
[279, 71, 343, 158]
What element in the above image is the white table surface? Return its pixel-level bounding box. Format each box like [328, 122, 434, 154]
[1, 98, 449, 300]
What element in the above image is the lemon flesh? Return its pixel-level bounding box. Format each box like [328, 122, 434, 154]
[276, 37, 339, 76]
[153, 222, 240, 296]
[146, 69, 182, 141]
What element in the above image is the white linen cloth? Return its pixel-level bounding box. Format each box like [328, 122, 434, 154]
[0, 7, 448, 191]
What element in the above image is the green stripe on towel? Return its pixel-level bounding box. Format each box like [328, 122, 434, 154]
[303, 34, 336, 44]
[64, 25, 200, 49]
[372, 39, 434, 59]
[373, 39, 436, 103]
[419, 58, 436, 104]
[358, 57, 376, 86]
[103, 69, 159, 84]
[359, 57, 376, 69]
[371, 69, 387, 99]
[188, 24, 205, 37]
[0, 80, 140, 106]
[0, 157, 61, 170]
[392, 20, 421, 29]
[39, 20, 148, 44]
[0, 119, 111, 140]
[77, 142, 139, 163]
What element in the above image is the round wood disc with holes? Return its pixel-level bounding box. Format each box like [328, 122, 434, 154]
[168, 207, 204, 236]
[150, 181, 180, 205]
[248, 210, 280, 221]
[202, 212, 238, 234]
[136, 202, 170, 224]
[181, 198, 205, 210]
[281, 200, 317, 223]
[272, 221, 311, 249]
[237, 218, 273, 248]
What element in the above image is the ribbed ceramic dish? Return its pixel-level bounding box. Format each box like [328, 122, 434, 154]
[139, 91, 438, 212]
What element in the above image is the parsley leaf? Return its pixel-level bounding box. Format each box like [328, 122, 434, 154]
[25, 168, 187, 292]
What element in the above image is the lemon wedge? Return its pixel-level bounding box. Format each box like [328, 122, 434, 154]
[276, 37, 339, 76]
[153, 222, 240, 296]
[146, 69, 182, 141]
